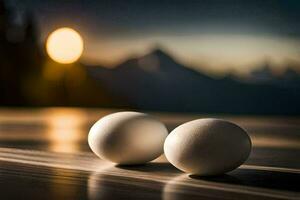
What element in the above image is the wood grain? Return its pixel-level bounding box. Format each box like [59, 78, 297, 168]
[0, 108, 299, 200]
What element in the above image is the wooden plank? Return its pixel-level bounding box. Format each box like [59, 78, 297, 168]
[0, 108, 299, 200]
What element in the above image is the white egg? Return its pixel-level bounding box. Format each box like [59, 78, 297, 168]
[164, 118, 252, 175]
[88, 111, 168, 165]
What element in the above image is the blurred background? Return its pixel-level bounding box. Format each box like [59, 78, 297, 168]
[1, 0, 300, 114]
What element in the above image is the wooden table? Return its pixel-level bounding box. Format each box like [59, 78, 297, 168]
[0, 108, 299, 200]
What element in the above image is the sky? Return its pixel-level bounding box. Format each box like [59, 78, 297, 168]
[10, 0, 300, 75]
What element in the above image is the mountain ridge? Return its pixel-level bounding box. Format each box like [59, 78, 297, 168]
[85, 48, 300, 114]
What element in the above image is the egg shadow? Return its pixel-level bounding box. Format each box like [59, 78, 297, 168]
[115, 162, 182, 173]
[189, 173, 243, 184]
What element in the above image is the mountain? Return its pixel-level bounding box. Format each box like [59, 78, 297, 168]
[248, 62, 275, 83]
[86, 48, 300, 114]
[246, 62, 300, 90]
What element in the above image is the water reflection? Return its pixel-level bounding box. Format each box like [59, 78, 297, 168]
[45, 109, 87, 153]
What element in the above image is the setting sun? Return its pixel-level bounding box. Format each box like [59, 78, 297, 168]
[46, 27, 84, 64]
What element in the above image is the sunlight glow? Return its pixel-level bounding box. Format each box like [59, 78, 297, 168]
[46, 27, 84, 64]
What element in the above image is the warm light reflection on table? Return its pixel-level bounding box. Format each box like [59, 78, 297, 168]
[45, 109, 86, 153]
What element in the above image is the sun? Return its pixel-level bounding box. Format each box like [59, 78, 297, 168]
[46, 27, 84, 64]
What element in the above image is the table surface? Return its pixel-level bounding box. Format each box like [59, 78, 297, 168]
[0, 108, 299, 200]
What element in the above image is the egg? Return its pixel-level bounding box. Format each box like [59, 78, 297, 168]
[88, 111, 168, 165]
[164, 118, 252, 175]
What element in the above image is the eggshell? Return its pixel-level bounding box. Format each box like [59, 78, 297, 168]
[88, 111, 168, 165]
[164, 118, 252, 175]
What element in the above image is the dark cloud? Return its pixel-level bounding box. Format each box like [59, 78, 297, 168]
[17, 0, 300, 38]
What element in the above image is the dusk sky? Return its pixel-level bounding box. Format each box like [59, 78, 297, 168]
[11, 0, 300, 75]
